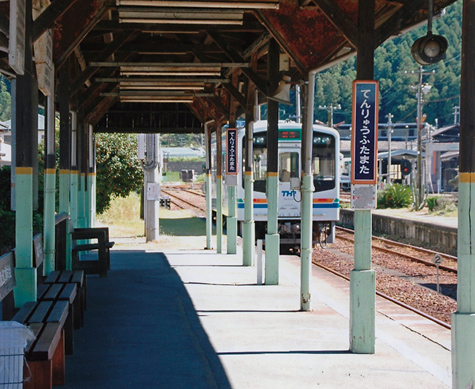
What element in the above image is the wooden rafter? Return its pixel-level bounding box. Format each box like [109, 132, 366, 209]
[33, 0, 81, 42]
[311, 0, 358, 48]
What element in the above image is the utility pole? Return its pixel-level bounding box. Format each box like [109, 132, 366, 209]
[386, 113, 393, 185]
[405, 67, 434, 210]
[318, 103, 341, 127]
[453, 105, 460, 124]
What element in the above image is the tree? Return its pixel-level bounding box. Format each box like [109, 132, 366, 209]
[95, 133, 144, 214]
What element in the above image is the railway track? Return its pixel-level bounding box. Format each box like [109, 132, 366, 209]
[161, 188, 206, 216]
[313, 226, 457, 326]
[336, 226, 457, 273]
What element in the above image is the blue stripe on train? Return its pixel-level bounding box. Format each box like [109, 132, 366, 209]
[237, 203, 340, 209]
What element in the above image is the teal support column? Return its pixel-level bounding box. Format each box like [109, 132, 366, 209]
[350, 210, 375, 353]
[243, 171, 254, 266]
[43, 92, 56, 275]
[265, 173, 279, 284]
[204, 121, 213, 249]
[88, 172, 95, 227]
[451, 2, 475, 386]
[78, 173, 86, 228]
[43, 167, 56, 274]
[227, 185, 237, 254]
[14, 169, 36, 306]
[92, 173, 96, 226]
[205, 172, 212, 249]
[452, 178, 475, 386]
[70, 170, 79, 228]
[300, 172, 313, 310]
[216, 175, 223, 253]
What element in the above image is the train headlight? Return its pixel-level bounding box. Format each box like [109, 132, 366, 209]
[291, 223, 300, 234]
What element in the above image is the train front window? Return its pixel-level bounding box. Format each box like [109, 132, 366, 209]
[243, 135, 267, 193]
[312, 132, 336, 192]
[279, 152, 299, 182]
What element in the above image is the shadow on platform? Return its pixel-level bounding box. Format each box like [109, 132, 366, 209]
[62, 250, 231, 388]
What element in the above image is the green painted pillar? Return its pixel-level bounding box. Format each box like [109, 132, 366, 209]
[13, 2, 37, 306]
[350, 210, 375, 353]
[216, 124, 223, 253]
[43, 93, 56, 275]
[265, 173, 279, 284]
[78, 173, 86, 228]
[15, 168, 36, 306]
[265, 39, 280, 283]
[88, 172, 94, 227]
[452, 2, 475, 385]
[300, 173, 313, 310]
[204, 121, 213, 249]
[350, 0, 376, 354]
[216, 175, 223, 253]
[70, 169, 79, 228]
[58, 65, 72, 269]
[227, 185, 237, 254]
[243, 171, 255, 266]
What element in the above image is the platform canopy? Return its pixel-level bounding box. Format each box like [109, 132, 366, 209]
[0, 0, 458, 134]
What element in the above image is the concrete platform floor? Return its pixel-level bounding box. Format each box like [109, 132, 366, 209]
[60, 243, 451, 388]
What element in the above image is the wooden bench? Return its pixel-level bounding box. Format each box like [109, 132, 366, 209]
[0, 252, 68, 388]
[71, 226, 114, 277]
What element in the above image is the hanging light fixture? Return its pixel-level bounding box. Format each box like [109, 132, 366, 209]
[411, 0, 448, 65]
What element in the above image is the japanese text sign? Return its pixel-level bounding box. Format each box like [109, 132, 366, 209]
[351, 80, 379, 184]
[226, 128, 238, 185]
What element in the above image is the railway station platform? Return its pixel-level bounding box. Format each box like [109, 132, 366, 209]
[60, 234, 452, 388]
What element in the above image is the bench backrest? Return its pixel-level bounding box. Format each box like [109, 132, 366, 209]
[33, 234, 44, 268]
[0, 252, 16, 302]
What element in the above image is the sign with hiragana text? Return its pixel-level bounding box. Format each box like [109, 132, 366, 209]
[226, 128, 238, 186]
[351, 80, 379, 184]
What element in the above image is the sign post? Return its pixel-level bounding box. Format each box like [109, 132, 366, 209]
[225, 128, 238, 186]
[351, 81, 379, 209]
[432, 254, 444, 294]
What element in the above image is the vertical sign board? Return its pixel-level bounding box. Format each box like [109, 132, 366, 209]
[225, 128, 238, 186]
[351, 81, 379, 209]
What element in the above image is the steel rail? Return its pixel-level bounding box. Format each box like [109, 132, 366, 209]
[312, 259, 451, 330]
[336, 226, 457, 273]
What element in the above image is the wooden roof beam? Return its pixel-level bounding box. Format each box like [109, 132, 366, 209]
[311, 0, 358, 48]
[207, 30, 268, 96]
[33, 0, 81, 42]
[71, 30, 139, 95]
[375, 0, 425, 47]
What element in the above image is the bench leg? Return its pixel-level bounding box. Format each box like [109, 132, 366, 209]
[65, 306, 75, 355]
[52, 330, 66, 386]
[24, 360, 52, 389]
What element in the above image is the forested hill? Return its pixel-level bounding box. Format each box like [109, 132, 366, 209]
[311, 0, 462, 129]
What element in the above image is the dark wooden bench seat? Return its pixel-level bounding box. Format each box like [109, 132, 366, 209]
[71, 227, 114, 277]
[0, 251, 68, 389]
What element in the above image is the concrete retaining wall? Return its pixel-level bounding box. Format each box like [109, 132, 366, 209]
[338, 208, 457, 254]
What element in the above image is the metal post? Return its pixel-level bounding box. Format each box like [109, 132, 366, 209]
[387, 113, 393, 185]
[300, 72, 315, 310]
[452, 1, 475, 386]
[265, 38, 280, 284]
[350, 0, 376, 354]
[58, 63, 72, 268]
[416, 66, 423, 209]
[243, 109, 255, 266]
[227, 113, 238, 255]
[70, 111, 78, 229]
[204, 121, 213, 249]
[43, 85, 56, 275]
[145, 134, 159, 242]
[216, 123, 223, 253]
[14, 0, 37, 306]
[295, 84, 301, 124]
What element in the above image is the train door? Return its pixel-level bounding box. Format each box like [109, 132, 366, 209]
[278, 149, 301, 218]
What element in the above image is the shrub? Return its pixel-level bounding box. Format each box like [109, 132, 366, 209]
[427, 195, 458, 215]
[377, 184, 412, 209]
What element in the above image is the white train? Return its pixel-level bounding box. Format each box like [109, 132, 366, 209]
[212, 120, 340, 248]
